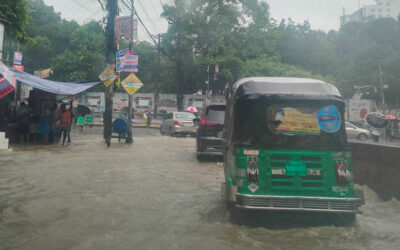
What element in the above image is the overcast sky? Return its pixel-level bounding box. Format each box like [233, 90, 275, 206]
[42, 0, 377, 41]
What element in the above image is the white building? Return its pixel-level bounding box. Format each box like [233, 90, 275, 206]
[340, 0, 400, 26]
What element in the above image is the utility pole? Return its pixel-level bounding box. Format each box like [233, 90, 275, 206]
[125, 0, 134, 144]
[176, 20, 184, 111]
[154, 34, 161, 118]
[379, 65, 385, 111]
[104, 0, 118, 147]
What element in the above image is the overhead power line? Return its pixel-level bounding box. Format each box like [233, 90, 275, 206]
[119, 0, 174, 61]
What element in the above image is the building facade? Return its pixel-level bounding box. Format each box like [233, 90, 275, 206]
[340, 0, 400, 26]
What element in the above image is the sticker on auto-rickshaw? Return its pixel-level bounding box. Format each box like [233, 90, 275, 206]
[317, 105, 341, 133]
[275, 108, 320, 134]
[244, 149, 259, 156]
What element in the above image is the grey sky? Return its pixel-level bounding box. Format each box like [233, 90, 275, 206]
[42, 0, 376, 41]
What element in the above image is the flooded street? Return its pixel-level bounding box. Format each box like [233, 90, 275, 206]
[1, 130, 400, 250]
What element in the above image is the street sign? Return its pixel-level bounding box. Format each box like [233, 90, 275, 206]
[99, 64, 116, 87]
[116, 49, 128, 72]
[121, 73, 143, 95]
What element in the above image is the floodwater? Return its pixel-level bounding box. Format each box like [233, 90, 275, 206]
[1, 129, 400, 250]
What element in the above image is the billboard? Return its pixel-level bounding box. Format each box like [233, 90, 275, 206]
[348, 99, 373, 121]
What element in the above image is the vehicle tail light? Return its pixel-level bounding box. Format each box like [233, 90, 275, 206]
[247, 156, 259, 183]
[335, 160, 351, 185]
[198, 141, 202, 150]
[199, 114, 218, 127]
[174, 120, 180, 125]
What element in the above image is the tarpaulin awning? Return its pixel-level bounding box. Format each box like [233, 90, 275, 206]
[0, 75, 15, 98]
[0, 62, 101, 97]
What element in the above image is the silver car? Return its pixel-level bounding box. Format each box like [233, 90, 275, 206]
[345, 122, 371, 140]
[160, 112, 199, 136]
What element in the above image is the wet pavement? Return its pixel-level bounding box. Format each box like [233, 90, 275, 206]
[1, 130, 400, 250]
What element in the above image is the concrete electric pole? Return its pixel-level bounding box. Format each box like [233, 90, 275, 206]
[104, 0, 118, 147]
[125, 0, 134, 144]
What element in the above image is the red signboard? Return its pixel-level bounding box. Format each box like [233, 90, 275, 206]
[13, 65, 24, 72]
[114, 16, 137, 41]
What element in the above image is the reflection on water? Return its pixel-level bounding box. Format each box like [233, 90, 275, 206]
[0, 133, 399, 250]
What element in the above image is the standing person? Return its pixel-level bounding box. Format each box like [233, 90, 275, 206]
[67, 103, 74, 143]
[59, 104, 71, 146]
[49, 103, 59, 144]
[17, 102, 31, 143]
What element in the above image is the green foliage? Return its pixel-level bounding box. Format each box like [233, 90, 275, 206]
[0, 0, 30, 41]
[3, 0, 400, 108]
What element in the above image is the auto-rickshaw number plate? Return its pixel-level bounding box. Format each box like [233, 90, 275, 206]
[271, 169, 321, 176]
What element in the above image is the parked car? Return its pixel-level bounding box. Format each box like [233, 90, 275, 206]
[160, 112, 199, 136]
[347, 120, 373, 131]
[196, 104, 225, 160]
[345, 122, 370, 140]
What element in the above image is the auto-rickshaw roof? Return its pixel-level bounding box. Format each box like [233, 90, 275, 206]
[233, 77, 343, 101]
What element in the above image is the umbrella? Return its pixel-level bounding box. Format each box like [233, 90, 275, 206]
[365, 112, 389, 128]
[386, 114, 396, 120]
[185, 106, 198, 113]
[75, 105, 91, 116]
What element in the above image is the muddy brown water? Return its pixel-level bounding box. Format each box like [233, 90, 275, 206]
[1, 130, 400, 250]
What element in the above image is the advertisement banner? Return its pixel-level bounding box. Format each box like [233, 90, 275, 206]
[114, 16, 137, 40]
[13, 51, 22, 65]
[12, 65, 24, 72]
[116, 49, 128, 72]
[123, 54, 138, 72]
[99, 64, 116, 87]
[34, 68, 53, 78]
[276, 108, 320, 134]
[121, 73, 143, 95]
[0, 22, 4, 60]
[348, 99, 373, 121]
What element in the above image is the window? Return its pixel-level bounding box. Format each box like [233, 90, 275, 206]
[387, 8, 391, 12]
[387, 2, 390, 6]
[234, 102, 347, 150]
[371, 9, 375, 12]
[175, 112, 196, 119]
[378, 8, 382, 12]
[206, 106, 225, 123]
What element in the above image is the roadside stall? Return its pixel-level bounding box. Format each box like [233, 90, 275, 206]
[0, 62, 100, 144]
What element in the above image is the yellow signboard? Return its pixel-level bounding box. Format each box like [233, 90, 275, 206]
[121, 73, 143, 95]
[115, 74, 121, 88]
[99, 64, 116, 86]
[276, 108, 320, 134]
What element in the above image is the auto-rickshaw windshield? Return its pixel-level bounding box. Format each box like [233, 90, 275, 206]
[233, 100, 347, 150]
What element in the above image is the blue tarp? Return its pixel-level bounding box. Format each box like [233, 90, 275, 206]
[0, 62, 101, 96]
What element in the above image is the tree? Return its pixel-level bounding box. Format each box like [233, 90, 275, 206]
[0, 0, 30, 41]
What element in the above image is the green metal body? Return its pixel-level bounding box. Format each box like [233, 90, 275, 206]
[226, 148, 354, 198]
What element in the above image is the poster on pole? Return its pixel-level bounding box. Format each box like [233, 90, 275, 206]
[116, 49, 128, 72]
[99, 64, 117, 87]
[0, 22, 4, 60]
[13, 51, 22, 65]
[121, 73, 143, 95]
[123, 53, 138, 72]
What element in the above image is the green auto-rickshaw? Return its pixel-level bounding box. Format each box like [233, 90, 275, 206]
[222, 77, 364, 218]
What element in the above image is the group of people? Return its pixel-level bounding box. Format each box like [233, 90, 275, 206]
[16, 101, 74, 145]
